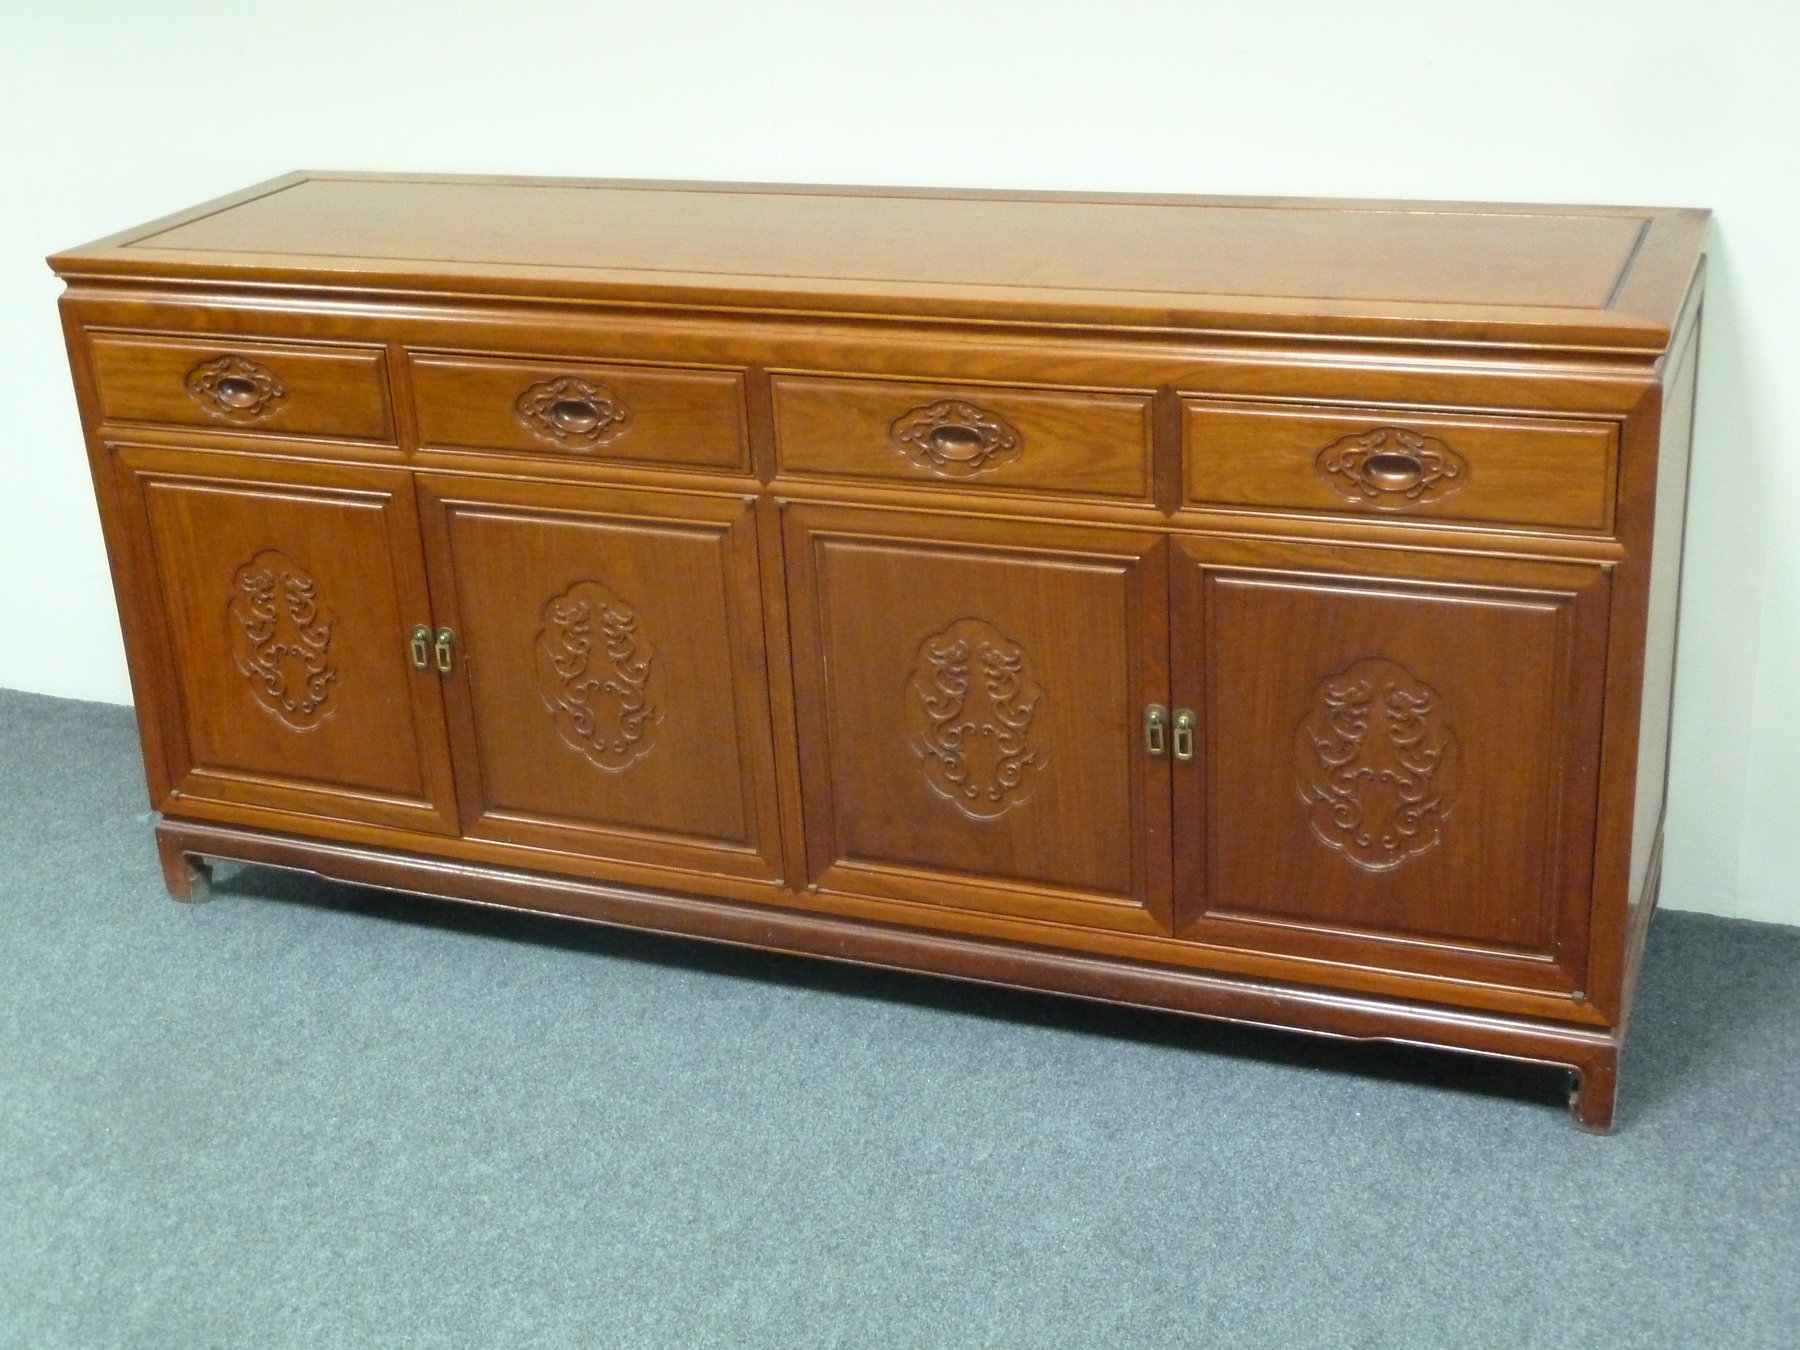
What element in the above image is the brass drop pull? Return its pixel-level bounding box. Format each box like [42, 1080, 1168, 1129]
[434, 627, 456, 674]
[1173, 709, 1196, 762]
[1145, 704, 1169, 756]
[409, 624, 431, 670]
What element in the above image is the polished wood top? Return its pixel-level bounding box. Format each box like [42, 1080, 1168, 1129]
[50, 172, 1707, 349]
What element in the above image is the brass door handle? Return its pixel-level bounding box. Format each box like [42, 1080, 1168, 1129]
[1173, 709, 1195, 762]
[409, 624, 431, 670]
[434, 627, 456, 674]
[1145, 704, 1169, 756]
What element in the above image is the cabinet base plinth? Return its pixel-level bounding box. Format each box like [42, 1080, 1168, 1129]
[152, 816, 1623, 1128]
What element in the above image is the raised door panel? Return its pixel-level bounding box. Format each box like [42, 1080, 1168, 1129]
[416, 476, 784, 885]
[110, 445, 457, 833]
[785, 503, 1170, 933]
[1171, 537, 1609, 1003]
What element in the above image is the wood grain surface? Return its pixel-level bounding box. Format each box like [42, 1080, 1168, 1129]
[51, 172, 1708, 348]
[50, 173, 1710, 1129]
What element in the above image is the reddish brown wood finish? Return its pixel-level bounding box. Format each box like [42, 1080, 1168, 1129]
[1170, 539, 1609, 1005]
[409, 353, 750, 471]
[772, 374, 1155, 502]
[89, 332, 394, 443]
[51, 174, 1707, 1130]
[1182, 399, 1617, 531]
[156, 826, 212, 903]
[109, 444, 460, 835]
[782, 503, 1172, 932]
[53, 172, 1705, 348]
[415, 474, 785, 885]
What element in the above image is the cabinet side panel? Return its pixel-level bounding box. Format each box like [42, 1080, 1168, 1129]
[62, 300, 183, 803]
[1628, 310, 1701, 909]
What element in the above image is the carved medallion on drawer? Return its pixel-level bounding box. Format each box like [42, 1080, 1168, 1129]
[514, 377, 631, 450]
[890, 400, 1024, 479]
[907, 618, 1046, 819]
[535, 580, 660, 771]
[1296, 656, 1460, 872]
[1314, 427, 1469, 509]
[227, 549, 336, 731]
[185, 355, 287, 423]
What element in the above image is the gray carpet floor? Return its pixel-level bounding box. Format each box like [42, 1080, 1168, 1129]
[2, 687, 1797, 1349]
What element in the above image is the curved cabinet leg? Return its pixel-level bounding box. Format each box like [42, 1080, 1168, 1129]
[156, 828, 212, 903]
[1569, 1046, 1619, 1132]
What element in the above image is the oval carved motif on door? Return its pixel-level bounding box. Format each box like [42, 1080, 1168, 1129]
[906, 617, 1046, 820]
[535, 579, 660, 771]
[227, 548, 337, 731]
[1295, 656, 1459, 871]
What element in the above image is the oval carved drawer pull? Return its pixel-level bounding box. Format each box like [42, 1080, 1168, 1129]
[890, 399, 1024, 478]
[1314, 427, 1468, 509]
[185, 355, 287, 421]
[515, 376, 630, 449]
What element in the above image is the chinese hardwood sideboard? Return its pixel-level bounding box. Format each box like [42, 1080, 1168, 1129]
[51, 174, 1707, 1128]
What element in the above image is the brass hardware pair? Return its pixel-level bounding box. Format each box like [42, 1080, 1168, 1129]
[1145, 705, 1195, 761]
[410, 624, 456, 674]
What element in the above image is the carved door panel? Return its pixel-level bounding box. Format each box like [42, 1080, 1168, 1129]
[1169, 536, 1610, 1001]
[415, 475, 784, 885]
[109, 445, 459, 834]
[784, 503, 1171, 933]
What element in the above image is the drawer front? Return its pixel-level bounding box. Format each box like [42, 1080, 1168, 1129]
[409, 354, 749, 472]
[1183, 399, 1617, 531]
[88, 334, 394, 442]
[773, 375, 1153, 501]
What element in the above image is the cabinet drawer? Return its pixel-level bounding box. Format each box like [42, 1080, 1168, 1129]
[408, 354, 749, 472]
[773, 375, 1153, 501]
[87, 333, 394, 442]
[1183, 399, 1617, 531]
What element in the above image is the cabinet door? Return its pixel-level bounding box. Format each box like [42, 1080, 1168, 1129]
[415, 475, 785, 886]
[1170, 536, 1609, 1001]
[784, 503, 1171, 933]
[110, 445, 458, 834]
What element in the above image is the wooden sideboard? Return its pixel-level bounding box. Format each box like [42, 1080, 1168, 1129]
[50, 174, 1707, 1129]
